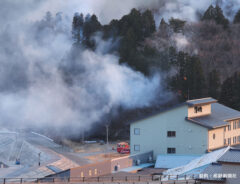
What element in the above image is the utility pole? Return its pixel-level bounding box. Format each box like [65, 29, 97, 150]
[38, 152, 41, 166]
[82, 129, 85, 144]
[105, 124, 110, 159]
[106, 124, 109, 147]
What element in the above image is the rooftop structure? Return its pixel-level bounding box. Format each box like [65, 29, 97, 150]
[130, 97, 240, 158]
[186, 97, 217, 107]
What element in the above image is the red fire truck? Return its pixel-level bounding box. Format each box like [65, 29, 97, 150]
[117, 142, 130, 154]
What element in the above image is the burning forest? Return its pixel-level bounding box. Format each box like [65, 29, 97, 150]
[0, 0, 240, 141]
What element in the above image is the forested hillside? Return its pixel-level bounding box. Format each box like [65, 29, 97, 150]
[63, 5, 240, 139]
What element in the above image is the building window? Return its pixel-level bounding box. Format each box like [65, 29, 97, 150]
[89, 170, 92, 176]
[194, 106, 202, 113]
[81, 172, 84, 177]
[233, 137, 237, 144]
[224, 139, 226, 145]
[134, 145, 140, 151]
[167, 148, 176, 154]
[94, 169, 97, 175]
[233, 121, 237, 129]
[238, 136, 240, 142]
[167, 131, 176, 137]
[237, 120, 240, 128]
[134, 128, 140, 135]
[228, 138, 231, 145]
[213, 134, 216, 140]
[228, 124, 231, 131]
[224, 127, 226, 132]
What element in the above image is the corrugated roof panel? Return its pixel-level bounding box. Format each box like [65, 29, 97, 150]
[155, 155, 200, 169]
[164, 147, 229, 176]
[218, 148, 240, 163]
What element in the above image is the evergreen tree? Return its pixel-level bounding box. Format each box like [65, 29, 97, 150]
[219, 72, 240, 110]
[118, 9, 155, 43]
[71, 9, 157, 75]
[83, 14, 102, 48]
[141, 10, 156, 37]
[118, 9, 156, 74]
[219, 76, 234, 108]
[119, 9, 143, 41]
[83, 14, 101, 39]
[169, 18, 186, 33]
[159, 18, 170, 38]
[119, 27, 137, 63]
[202, 5, 216, 21]
[168, 46, 177, 65]
[72, 13, 84, 43]
[233, 9, 240, 24]
[208, 70, 220, 99]
[102, 20, 119, 39]
[232, 73, 240, 110]
[159, 18, 168, 29]
[170, 52, 206, 100]
[235, 73, 240, 110]
[202, 5, 229, 28]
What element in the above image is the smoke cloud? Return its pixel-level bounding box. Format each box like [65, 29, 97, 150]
[0, 1, 168, 135]
[1, 0, 239, 25]
[0, 0, 239, 135]
[172, 33, 189, 51]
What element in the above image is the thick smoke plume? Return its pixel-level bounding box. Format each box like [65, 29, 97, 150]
[0, 0, 239, 136]
[0, 1, 167, 135]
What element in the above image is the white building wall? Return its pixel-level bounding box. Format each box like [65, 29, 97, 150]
[130, 105, 208, 159]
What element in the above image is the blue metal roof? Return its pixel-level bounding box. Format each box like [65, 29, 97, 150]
[188, 103, 240, 128]
[155, 155, 200, 169]
[218, 148, 240, 163]
[118, 163, 154, 172]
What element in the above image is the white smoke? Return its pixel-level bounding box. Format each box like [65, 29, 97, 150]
[217, 0, 240, 20]
[0, 1, 168, 134]
[172, 33, 189, 51]
[0, 0, 239, 135]
[1, 0, 239, 26]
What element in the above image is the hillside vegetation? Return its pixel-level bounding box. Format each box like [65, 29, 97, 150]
[63, 5, 240, 139]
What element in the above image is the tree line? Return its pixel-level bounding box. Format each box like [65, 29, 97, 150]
[71, 5, 240, 111]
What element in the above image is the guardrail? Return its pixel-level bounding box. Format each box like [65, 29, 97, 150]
[0, 175, 202, 184]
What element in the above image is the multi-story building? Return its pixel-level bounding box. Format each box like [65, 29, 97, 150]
[130, 97, 240, 159]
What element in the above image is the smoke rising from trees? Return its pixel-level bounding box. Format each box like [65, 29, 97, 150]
[0, 1, 168, 135]
[1, 0, 240, 136]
